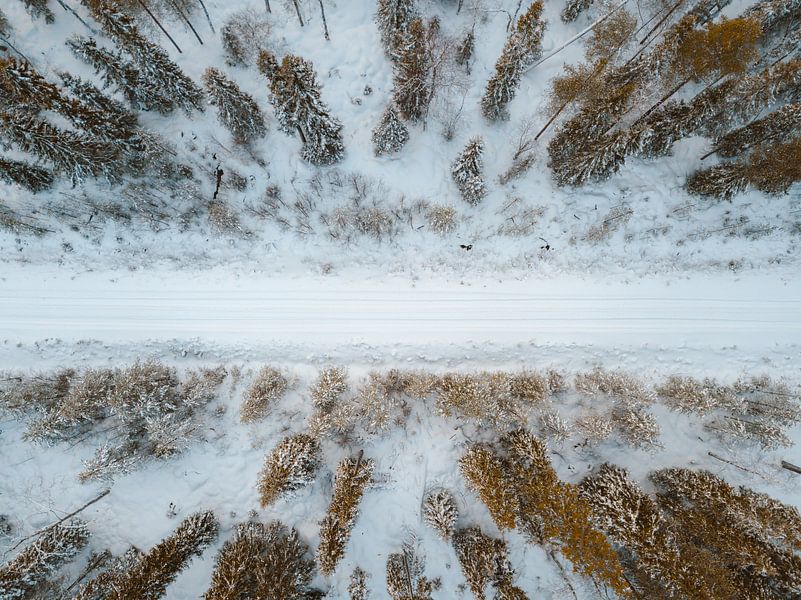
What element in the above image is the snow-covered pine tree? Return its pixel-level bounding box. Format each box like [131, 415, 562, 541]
[348, 567, 369, 600]
[67, 35, 173, 113]
[0, 9, 10, 37]
[87, 0, 204, 113]
[0, 157, 54, 192]
[310, 366, 348, 411]
[0, 112, 119, 184]
[0, 519, 89, 599]
[688, 136, 801, 198]
[202, 68, 267, 146]
[204, 521, 314, 600]
[372, 104, 409, 156]
[18, 0, 55, 24]
[714, 102, 801, 157]
[241, 366, 288, 423]
[452, 527, 517, 600]
[0, 57, 64, 113]
[76, 511, 218, 600]
[392, 18, 431, 121]
[257, 51, 344, 165]
[386, 540, 438, 600]
[451, 137, 487, 204]
[317, 453, 374, 575]
[562, 0, 594, 23]
[481, 1, 545, 121]
[258, 433, 321, 507]
[375, 0, 416, 57]
[459, 445, 517, 530]
[422, 488, 459, 540]
[455, 29, 474, 73]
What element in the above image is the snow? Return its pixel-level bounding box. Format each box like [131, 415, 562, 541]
[1, 0, 800, 598]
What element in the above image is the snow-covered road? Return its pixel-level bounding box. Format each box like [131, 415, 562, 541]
[1, 270, 799, 348]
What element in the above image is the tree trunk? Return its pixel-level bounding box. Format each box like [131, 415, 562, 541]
[631, 77, 690, 127]
[535, 60, 608, 140]
[639, 0, 683, 45]
[782, 460, 801, 475]
[168, 0, 203, 44]
[296, 126, 307, 144]
[264, 0, 271, 12]
[135, 0, 183, 53]
[195, 0, 215, 32]
[318, 0, 330, 40]
[292, 0, 305, 26]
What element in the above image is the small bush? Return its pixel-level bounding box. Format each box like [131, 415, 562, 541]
[423, 489, 459, 540]
[241, 367, 289, 423]
[258, 433, 321, 508]
[310, 367, 348, 411]
[426, 204, 457, 234]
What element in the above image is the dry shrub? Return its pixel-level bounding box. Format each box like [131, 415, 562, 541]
[423, 489, 459, 540]
[460, 445, 518, 531]
[612, 406, 660, 448]
[0, 520, 89, 599]
[310, 367, 348, 411]
[317, 453, 374, 575]
[241, 367, 289, 423]
[208, 200, 241, 233]
[436, 372, 526, 426]
[584, 205, 633, 243]
[0, 370, 74, 415]
[656, 375, 734, 414]
[574, 368, 654, 407]
[539, 409, 572, 442]
[258, 433, 321, 507]
[426, 204, 457, 234]
[328, 375, 398, 437]
[221, 8, 272, 67]
[575, 413, 613, 444]
[707, 415, 791, 449]
[733, 375, 801, 424]
[204, 521, 313, 600]
[386, 538, 439, 599]
[452, 527, 517, 600]
[348, 567, 369, 600]
[77, 511, 218, 600]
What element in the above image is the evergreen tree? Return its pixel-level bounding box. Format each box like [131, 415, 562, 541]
[688, 136, 801, 198]
[258, 433, 321, 507]
[422, 488, 458, 540]
[258, 51, 344, 165]
[375, 0, 416, 56]
[482, 1, 546, 121]
[0, 9, 10, 37]
[714, 102, 801, 158]
[19, 0, 55, 24]
[460, 445, 518, 530]
[0, 520, 89, 598]
[0, 157, 54, 192]
[204, 521, 314, 600]
[76, 511, 218, 600]
[451, 137, 487, 204]
[67, 35, 173, 113]
[452, 527, 521, 600]
[372, 104, 409, 156]
[455, 29, 474, 73]
[0, 112, 119, 183]
[317, 453, 374, 575]
[87, 0, 204, 113]
[392, 18, 431, 121]
[0, 57, 63, 113]
[202, 68, 267, 146]
[562, 0, 594, 23]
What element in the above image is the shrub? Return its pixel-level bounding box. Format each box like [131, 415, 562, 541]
[426, 204, 457, 234]
[317, 453, 374, 575]
[460, 445, 518, 531]
[310, 367, 348, 411]
[241, 367, 289, 423]
[422, 489, 459, 540]
[386, 538, 439, 599]
[258, 433, 321, 507]
[348, 567, 369, 600]
[452, 527, 516, 600]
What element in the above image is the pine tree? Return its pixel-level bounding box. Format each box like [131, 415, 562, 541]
[714, 102, 801, 158]
[310, 366, 348, 411]
[67, 35, 173, 113]
[459, 445, 518, 531]
[0, 112, 119, 184]
[452, 527, 519, 600]
[0, 520, 89, 599]
[375, 0, 416, 56]
[451, 137, 487, 204]
[0, 9, 10, 36]
[455, 29, 474, 73]
[87, 0, 204, 113]
[77, 511, 218, 600]
[0, 157, 54, 192]
[317, 453, 374, 575]
[481, 1, 546, 121]
[386, 540, 438, 600]
[422, 489, 458, 540]
[348, 567, 369, 600]
[240, 366, 288, 423]
[258, 51, 344, 165]
[372, 104, 409, 156]
[258, 433, 321, 507]
[202, 67, 267, 146]
[0, 57, 63, 113]
[562, 0, 594, 23]
[19, 0, 55, 24]
[204, 521, 314, 600]
[392, 18, 431, 121]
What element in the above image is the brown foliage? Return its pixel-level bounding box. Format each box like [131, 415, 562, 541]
[258, 433, 321, 507]
[241, 367, 289, 422]
[317, 453, 374, 575]
[459, 446, 518, 530]
[452, 527, 518, 600]
[677, 17, 762, 81]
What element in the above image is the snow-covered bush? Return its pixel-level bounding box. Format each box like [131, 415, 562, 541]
[241, 366, 289, 423]
[258, 433, 321, 507]
[317, 453, 374, 575]
[423, 489, 459, 540]
[310, 366, 348, 411]
[451, 137, 487, 205]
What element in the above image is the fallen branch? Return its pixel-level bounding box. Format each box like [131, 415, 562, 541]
[708, 451, 766, 479]
[7, 489, 110, 553]
[135, 0, 183, 53]
[781, 460, 801, 475]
